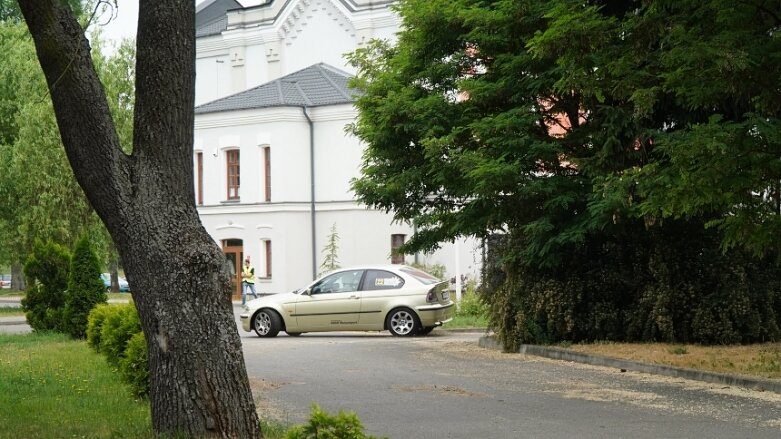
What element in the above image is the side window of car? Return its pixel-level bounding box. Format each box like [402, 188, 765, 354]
[362, 270, 404, 291]
[312, 270, 363, 294]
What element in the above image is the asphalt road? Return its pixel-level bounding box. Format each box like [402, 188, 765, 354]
[237, 328, 781, 439]
[3, 301, 780, 438]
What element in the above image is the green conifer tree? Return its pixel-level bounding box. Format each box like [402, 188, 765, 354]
[63, 236, 108, 338]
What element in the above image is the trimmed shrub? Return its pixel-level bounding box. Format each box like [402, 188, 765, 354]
[62, 236, 108, 338]
[483, 220, 781, 349]
[100, 303, 141, 367]
[86, 303, 113, 352]
[86, 303, 148, 397]
[20, 240, 71, 332]
[286, 403, 386, 439]
[119, 331, 149, 398]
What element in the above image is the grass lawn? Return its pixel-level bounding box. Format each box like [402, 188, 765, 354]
[0, 332, 153, 438]
[0, 289, 22, 297]
[0, 307, 23, 317]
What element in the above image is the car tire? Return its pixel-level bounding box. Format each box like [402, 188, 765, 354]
[417, 326, 435, 336]
[252, 309, 281, 337]
[286, 332, 302, 337]
[386, 307, 420, 337]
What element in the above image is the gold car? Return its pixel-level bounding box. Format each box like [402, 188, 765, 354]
[240, 265, 454, 337]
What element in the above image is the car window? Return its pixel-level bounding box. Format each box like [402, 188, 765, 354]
[311, 270, 364, 294]
[399, 267, 440, 285]
[362, 270, 404, 291]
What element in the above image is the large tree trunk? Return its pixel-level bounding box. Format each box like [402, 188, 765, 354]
[17, 1, 261, 437]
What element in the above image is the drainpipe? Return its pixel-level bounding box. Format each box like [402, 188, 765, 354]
[302, 106, 316, 279]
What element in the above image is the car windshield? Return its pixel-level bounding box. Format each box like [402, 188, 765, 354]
[399, 267, 440, 285]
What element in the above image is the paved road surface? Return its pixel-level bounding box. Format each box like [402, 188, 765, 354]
[3, 301, 779, 438]
[237, 329, 781, 439]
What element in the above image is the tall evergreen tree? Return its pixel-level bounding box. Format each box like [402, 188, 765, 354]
[63, 236, 108, 338]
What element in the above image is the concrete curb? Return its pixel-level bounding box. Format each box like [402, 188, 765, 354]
[479, 336, 781, 395]
[0, 317, 26, 326]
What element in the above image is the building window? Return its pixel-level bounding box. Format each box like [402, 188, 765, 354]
[196, 152, 203, 205]
[263, 146, 271, 202]
[391, 234, 405, 264]
[226, 149, 240, 200]
[261, 239, 272, 278]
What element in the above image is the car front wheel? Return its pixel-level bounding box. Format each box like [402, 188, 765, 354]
[253, 309, 281, 337]
[386, 308, 420, 337]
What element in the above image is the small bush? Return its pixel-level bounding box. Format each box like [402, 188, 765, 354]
[100, 303, 141, 367]
[86, 304, 113, 352]
[120, 331, 149, 398]
[62, 236, 108, 338]
[20, 240, 71, 332]
[87, 303, 147, 398]
[455, 291, 488, 318]
[285, 403, 385, 439]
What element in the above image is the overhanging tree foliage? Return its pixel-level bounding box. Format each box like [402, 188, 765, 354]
[348, 0, 781, 346]
[0, 15, 127, 290]
[17, 0, 260, 437]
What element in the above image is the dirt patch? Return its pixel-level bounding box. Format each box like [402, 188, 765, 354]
[249, 377, 296, 422]
[394, 383, 488, 398]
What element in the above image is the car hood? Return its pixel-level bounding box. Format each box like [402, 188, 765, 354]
[245, 291, 299, 310]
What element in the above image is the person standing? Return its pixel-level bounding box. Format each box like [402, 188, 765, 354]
[242, 256, 259, 305]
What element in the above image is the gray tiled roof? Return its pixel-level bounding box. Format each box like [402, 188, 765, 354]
[196, 0, 243, 38]
[195, 63, 357, 114]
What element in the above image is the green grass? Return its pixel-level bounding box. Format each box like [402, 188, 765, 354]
[0, 289, 23, 297]
[0, 332, 153, 438]
[443, 314, 489, 329]
[0, 307, 23, 317]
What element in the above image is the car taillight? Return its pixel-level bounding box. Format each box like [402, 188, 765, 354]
[426, 288, 437, 303]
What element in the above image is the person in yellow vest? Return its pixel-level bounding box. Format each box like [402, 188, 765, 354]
[241, 256, 259, 305]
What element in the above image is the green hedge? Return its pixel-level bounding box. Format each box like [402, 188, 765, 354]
[483, 221, 781, 350]
[86, 303, 148, 397]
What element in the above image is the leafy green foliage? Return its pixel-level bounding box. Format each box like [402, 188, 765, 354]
[454, 291, 487, 319]
[63, 236, 108, 338]
[120, 331, 149, 398]
[99, 303, 141, 368]
[87, 302, 148, 397]
[285, 403, 386, 439]
[21, 240, 71, 332]
[86, 303, 113, 351]
[350, 0, 781, 346]
[483, 227, 781, 348]
[0, 20, 134, 277]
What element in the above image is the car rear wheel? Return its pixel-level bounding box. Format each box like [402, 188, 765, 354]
[386, 308, 420, 337]
[253, 309, 281, 337]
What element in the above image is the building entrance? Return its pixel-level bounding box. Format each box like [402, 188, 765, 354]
[222, 239, 243, 300]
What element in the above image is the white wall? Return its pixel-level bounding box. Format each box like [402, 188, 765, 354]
[195, 0, 401, 105]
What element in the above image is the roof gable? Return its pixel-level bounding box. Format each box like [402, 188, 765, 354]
[195, 63, 356, 114]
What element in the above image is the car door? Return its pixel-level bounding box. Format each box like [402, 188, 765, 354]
[294, 269, 364, 331]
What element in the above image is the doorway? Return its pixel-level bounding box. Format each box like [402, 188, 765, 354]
[222, 239, 243, 300]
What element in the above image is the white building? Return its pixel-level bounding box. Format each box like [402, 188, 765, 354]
[194, 0, 482, 297]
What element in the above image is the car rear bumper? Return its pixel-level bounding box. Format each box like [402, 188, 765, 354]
[416, 301, 455, 326]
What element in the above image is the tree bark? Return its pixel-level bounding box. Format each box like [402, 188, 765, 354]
[17, 1, 261, 437]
